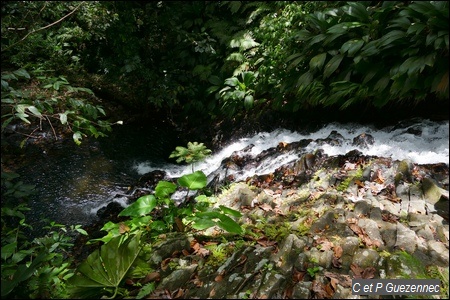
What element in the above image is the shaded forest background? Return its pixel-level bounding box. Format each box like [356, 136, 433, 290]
[1, 2, 449, 299]
[2, 1, 449, 146]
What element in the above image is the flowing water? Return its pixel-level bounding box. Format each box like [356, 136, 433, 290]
[18, 118, 449, 233]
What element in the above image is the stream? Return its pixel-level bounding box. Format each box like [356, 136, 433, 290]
[17, 118, 449, 235]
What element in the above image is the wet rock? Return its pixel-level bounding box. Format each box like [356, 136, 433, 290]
[422, 176, 449, 218]
[138, 169, 168, 189]
[293, 153, 316, 174]
[395, 159, 414, 184]
[317, 130, 345, 146]
[352, 133, 375, 148]
[96, 201, 126, 219]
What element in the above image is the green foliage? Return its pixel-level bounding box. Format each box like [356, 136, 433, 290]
[178, 170, 207, 190]
[169, 141, 212, 165]
[1, 203, 88, 299]
[90, 168, 243, 245]
[307, 266, 321, 278]
[218, 71, 259, 116]
[68, 233, 142, 299]
[1, 68, 119, 146]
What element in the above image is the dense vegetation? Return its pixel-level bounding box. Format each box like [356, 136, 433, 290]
[1, 1, 448, 298]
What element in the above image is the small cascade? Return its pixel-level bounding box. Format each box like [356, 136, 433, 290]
[19, 118, 449, 231]
[133, 118, 449, 184]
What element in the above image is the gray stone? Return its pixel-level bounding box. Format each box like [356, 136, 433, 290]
[271, 234, 307, 274]
[307, 247, 334, 269]
[408, 213, 431, 227]
[369, 205, 383, 223]
[354, 200, 371, 216]
[158, 265, 197, 291]
[352, 249, 380, 268]
[149, 233, 190, 266]
[340, 237, 360, 269]
[358, 218, 384, 248]
[378, 222, 398, 249]
[384, 252, 428, 279]
[422, 177, 449, 204]
[415, 224, 436, 241]
[427, 240, 449, 265]
[254, 272, 286, 299]
[395, 222, 418, 253]
[292, 281, 312, 299]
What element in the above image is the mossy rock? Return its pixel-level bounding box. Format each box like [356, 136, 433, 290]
[384, 251, 429, 279]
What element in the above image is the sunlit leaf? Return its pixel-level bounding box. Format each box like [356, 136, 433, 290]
[154, 181, 177, 199]
[178, 171, 207, 190]
[118, 195, 157, 217]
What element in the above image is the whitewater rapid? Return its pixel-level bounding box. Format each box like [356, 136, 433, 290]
[133, 118, 449, 182]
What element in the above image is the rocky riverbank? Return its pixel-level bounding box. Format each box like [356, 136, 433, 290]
[80, 137, 449, 299]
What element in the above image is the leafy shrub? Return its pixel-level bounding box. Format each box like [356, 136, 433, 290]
[1, 68, 119, 146]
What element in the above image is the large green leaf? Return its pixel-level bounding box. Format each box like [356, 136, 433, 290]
[178, 171, 207, 190]
[309, 53, 327, 71]
[2, 251, 49, 297]
[379, 30, 406, 48]
[118, 195, 157, 217]
[342, 2, 370, 22]
[323, 54, 344, 78]
[219, 205, 242, 218]
[154, 181, 177, 199]
[68, 233, 142, 299]
[340, 39, 364, 57]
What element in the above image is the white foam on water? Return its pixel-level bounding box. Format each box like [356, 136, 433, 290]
[132, 119, 449, 182]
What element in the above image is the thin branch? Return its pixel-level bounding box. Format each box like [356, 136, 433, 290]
[45, 115, 58, 141]
[2, 1, 85, 52]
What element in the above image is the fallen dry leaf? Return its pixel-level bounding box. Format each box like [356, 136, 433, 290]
[382, 212, 399, 223]
[333, 245, 343, 258]
[258, 203, 273, 212]
[209, 287, 216, 298]
[192, 242, 210, 257]
[362, 267, 377, 279]
[256, 237, 277, 247]
[311, 279, 334, 299]
[350, 263, 377, 279]
[172, 288, 185, 299]
[347, 220, 381, 248]
[372, 169, 385, 184]
[354, 179, 365, 188]
[140, 272, 161, 284]
[324, 271, 352, 288]
[292, 268, 306, 282]
[332, 256, 342, 268]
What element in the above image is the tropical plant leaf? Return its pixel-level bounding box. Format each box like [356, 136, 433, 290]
[219, 205, 242, 218]
[118, 195, 157, 217]
[178, 171, 207, 190]
[154, 181, 177, 199]
[342, 2, 370, 22]
[68, 233, 142, 299]
[309, 53, 327, 71]
[340, 39, 364, 57]
[323, 54, 344, 78]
